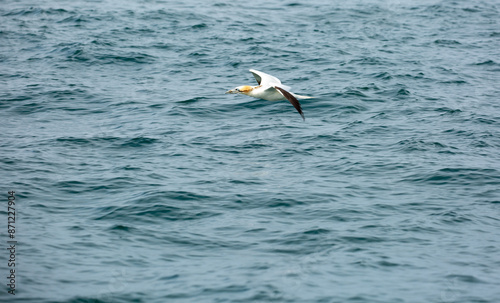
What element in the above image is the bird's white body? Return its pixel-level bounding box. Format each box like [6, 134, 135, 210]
[226, 69, 312, 119]
[247, 85, 288, 101]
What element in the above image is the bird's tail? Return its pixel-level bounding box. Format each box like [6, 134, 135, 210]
[292, 93, 314, 99]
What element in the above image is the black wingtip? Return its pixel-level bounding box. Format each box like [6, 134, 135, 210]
[274, 86, 305, 121]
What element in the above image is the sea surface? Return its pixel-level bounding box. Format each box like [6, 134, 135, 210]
[1, 0, 500, 302]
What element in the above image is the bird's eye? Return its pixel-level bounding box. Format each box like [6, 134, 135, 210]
[236, 88, 240, 91]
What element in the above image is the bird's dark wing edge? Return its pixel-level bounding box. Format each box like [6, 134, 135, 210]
[274, 86, 305, 120]
[250, 70, 262, 85]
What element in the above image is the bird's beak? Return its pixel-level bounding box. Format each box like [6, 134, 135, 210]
[226, 89, 237, 94]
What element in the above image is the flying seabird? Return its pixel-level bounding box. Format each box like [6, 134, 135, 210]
[226, 69, 313, 120]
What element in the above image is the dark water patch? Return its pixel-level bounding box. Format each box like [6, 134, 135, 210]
[358, 83, 380, 92]
[470, 139, 493, 148]
[442, 128, 475, 138]
[431, 211, 475, 225]
[213, 3, 231, 7]
[462, 7, 482, 13]
[229, 179, 266, 185]
[90, 39, 116, 47]
[374, 71, 392, 80]
[3, 7, 69, 16]
[155, 231, 251, 250]
[95, 204, 220, 222]
[176, 97, 208, 104]
[400, 224, 441, 234]
[12, 101, 46, 114]
[57, 15, 91, 24]
[54, 180, 88, 194]
[56, 136, 117, 147]
[62, 43, 156, 64]
[45, 88, 91, 101]
[340, 236, 387, 244]
[159, 274, 180, 281]
[395, 138, 457, 153]
[348, 57, 394, 66]
[150, 42, 172, 49]
[397, 88, 410, 96]
[434, 39, 461, 47]
[54, 136, 159, 149]
[267, 197, 304, 208]
[435, 107, 462, 115]
[191, 23, 208, 30]
[170, 105, 222, 119]
[377, 260, 400, 267]
[1, 94, 34, 107]
[373, 85, 411, 98]
[402, 168, 500, 186]
[472, 116, 499, 126]
[57, 178, 136, 195]
[303, 228, 331, 235]
[117, 137, 159, 148]
[94, 52, 156, 64]
[342, 88, 368, 98]
[444, 274, 485, 284]
[68, 225, 84, 231]
[198, 284, 250, 295]
[473, 60, 498, 66]
[439, 79, 468, 85]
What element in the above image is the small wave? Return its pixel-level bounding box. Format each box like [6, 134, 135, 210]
[374, 86, 411, 98]
[432, 210, 475, 225]
[397, 133, 451, 153]
[435, 107, 462, 115]
[374, 71, 393, 80]
[191, 23, 208, 30]
[57, 15, 90, 24]
[94, 190, 219, 222]
[434, 39, 462, 46]
[94, 52, 156, 64]
[119, 137, 159, 148]
[54, 136, 159, 149]
[348, 57, 394, 66]
[343, 88, 368, 98]
[402, 168, 500, 186]
[445, 274, 485, 283]
[59, 41, 156, 64]
[176, 97, 207, 104]
[397, 88, 411, 95]
[108, 224, 135, 232]
[473, 59, 499, 66]
[340, 236, 387, 244]
[3, 7, 68, 16]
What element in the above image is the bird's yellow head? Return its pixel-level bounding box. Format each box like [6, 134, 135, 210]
[225, 85, 254, 95]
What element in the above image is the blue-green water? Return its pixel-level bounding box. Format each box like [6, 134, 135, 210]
[1, 0, 500, 302]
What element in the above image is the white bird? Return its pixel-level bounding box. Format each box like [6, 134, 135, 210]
[226, 69, 313, 120]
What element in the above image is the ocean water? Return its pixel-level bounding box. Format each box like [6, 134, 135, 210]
[1, 0, 500, 302]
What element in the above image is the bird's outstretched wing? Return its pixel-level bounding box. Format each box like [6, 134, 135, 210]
[274, 86, 305, 120]
[249, 69, 282, 86]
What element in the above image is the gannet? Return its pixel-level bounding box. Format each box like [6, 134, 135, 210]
[226, 69, 313, 120]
